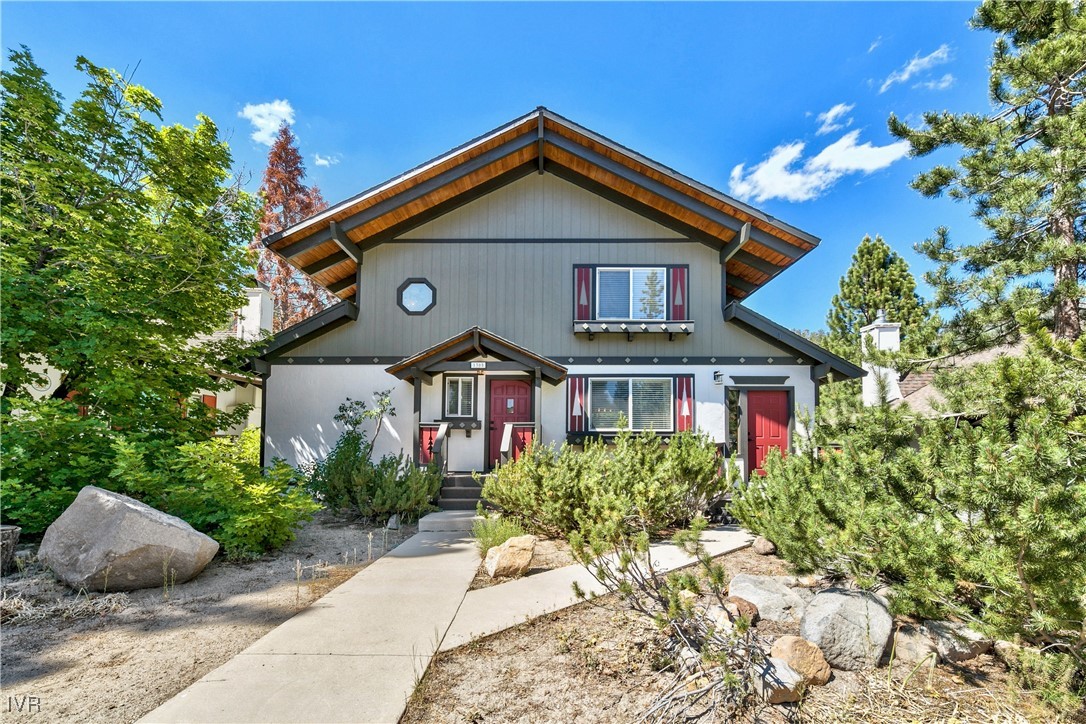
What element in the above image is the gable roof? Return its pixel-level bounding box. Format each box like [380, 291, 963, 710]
[723, 302, 864, 380]
[894, 343, 1025, 416]
[386, 327, 567, 384]
[262, 108, 820, 303]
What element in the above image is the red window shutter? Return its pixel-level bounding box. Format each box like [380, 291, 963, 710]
[669, 266, 688, 320]
[201, 394, 218, 409]
[567, 376, 587, 432]
[675, 375, 694, 432]
[573, 266, 594, 321]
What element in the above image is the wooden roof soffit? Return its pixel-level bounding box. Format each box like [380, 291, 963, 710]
[262, 109, 822, 302]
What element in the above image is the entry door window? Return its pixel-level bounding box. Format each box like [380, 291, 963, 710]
[445, 376, 475, 417]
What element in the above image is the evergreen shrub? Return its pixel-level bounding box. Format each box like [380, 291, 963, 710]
[482, 425, 727, 539]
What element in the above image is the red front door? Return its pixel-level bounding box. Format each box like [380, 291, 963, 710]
[488, 379, 532, 468]
[747, 390, 789, 474]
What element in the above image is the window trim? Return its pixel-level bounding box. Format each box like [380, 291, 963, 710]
[587, 375, 675, 433]
[443, 375, 476, 419]
[397, 277, 437, 316]
[595, 266, 668, 322]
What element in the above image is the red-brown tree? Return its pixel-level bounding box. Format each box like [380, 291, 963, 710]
[251, 123, 335, 331]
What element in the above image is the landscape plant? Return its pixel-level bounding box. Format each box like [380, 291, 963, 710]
[730, 318, 1086, 670]
[112, 429, 319, 559]
[481, 426, 727, 539]
[305, 394, 441, 523]
[471, 515, 527, 557]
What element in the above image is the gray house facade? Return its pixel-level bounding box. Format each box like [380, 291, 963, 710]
[255, 109, 861, 483]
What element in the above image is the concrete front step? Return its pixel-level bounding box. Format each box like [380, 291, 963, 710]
[437, 498, 481, 511]
[441, 486, 483, 500]
[443, 474, 483, 488]
[419, 510, 481, 532]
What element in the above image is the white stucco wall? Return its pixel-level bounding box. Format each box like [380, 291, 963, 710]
[264, 362, 816, 474]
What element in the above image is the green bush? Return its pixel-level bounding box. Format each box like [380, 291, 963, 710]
[730, 328, 1086, 657]
[482, 426, 727, 539]
[306, 395, 440, 524]
[0, 400, 121, 533]
[472, 515, 527, 557]
[113, 428, 320, 559]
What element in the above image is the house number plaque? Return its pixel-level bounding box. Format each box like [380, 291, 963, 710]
[471, 362, 486, 369]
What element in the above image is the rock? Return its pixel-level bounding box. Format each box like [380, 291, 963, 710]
[751, 657, 806, 704]
[484, 534, 536, 578]
[752, 536, 776, 555]
[922, 621, 992, 662]
[888, 625, 937, 666]
[678, 589, 698, 603]
[705, 604, 732, 632]
[725, 596, 760, 623]
[770, 635, 831, 686]
[729, 574, 807, 623]
[993, 640, 1024, 665]
[1, 525, 21, 575]
[800, 588, 892, 671]
[386, 513, 400, 530]
[38, 486, 218, 592]
[678, 646, 701, 672]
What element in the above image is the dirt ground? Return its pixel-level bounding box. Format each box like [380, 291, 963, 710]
[0, 511, 412, 724]
[404, 547, 1052, 724]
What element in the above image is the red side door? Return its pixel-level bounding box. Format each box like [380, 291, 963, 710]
[746, 390, 789, 474]
[488, 379, 532, 468]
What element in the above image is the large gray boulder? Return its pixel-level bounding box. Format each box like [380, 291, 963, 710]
[729, 574, 808, 623]
[800, 589, 892, 671]
[39, 486, 218, 592]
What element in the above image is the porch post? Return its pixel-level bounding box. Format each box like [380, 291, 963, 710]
[412, 377, 422, 465]
[533, 367, 542, 442]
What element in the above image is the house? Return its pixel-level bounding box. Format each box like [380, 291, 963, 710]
[26, 285, 271, 433]
[254, 108, 862, 500]
[861, 314, 1023, 416]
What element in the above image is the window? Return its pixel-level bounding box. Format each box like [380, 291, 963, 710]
[597, 267, 666, 321]
[445, 376, 475, 418]
[588, 377, 673, 432]
[397, 278, 436, 315]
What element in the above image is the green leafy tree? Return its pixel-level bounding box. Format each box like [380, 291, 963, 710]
[826, 234, 933, 361]
[0, 48, 259, 440]
[889, 1, 1086, 344]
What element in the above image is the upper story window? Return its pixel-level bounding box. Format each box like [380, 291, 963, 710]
[398, 278, 437, 315]
[445, 376, 475, 418]
[597, 267, 666, 321]
[573, 264, 692, 336]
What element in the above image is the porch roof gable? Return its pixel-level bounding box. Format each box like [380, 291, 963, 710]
[385, 326, 567, 384]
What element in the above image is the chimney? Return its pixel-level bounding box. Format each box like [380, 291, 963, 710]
[859, 310, 902, 405]
[238, 287, 274, 341]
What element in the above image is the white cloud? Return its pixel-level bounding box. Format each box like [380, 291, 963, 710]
[816, 103, 855, 136]
[728, 130, 910, 203]
[868, 36, 882, 53]
[915, 73, 956, 91]
[879, 44, 952, 93]
[238, 99, 294, 145]
[314, 153, 340, 168]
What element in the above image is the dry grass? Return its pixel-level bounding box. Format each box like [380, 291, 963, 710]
[0, 591, 130, 625]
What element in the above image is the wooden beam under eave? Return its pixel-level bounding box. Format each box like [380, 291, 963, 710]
[329, 221, 363, 264]
[720, 222, 751, 263]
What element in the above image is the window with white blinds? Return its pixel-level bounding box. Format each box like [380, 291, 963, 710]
[588, 377, 673, 432]
[445, 376, 474, 417]
[596, 267, 666, 320]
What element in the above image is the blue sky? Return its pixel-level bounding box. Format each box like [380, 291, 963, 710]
[2, 2, 996, 331]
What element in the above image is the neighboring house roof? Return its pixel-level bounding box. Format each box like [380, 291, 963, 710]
[261, 107, 821, 303]
[723, 302, 865, 380]
[894, 343, 1025, 417]
[386, 327, 567, 384]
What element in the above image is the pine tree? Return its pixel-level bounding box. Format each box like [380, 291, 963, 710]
[889, 0, 1085, 343]
[826, 235, 932, 360]
[638, 268, 665, 319]
[251, 123, 335, 331]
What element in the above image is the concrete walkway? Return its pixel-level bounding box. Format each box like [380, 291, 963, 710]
[140, 516, 751, 723]
[440, 525, 752, 651]
[139, 530, 478, 724]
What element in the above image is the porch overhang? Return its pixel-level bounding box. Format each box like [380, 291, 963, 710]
[385, 327, 567, 384]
